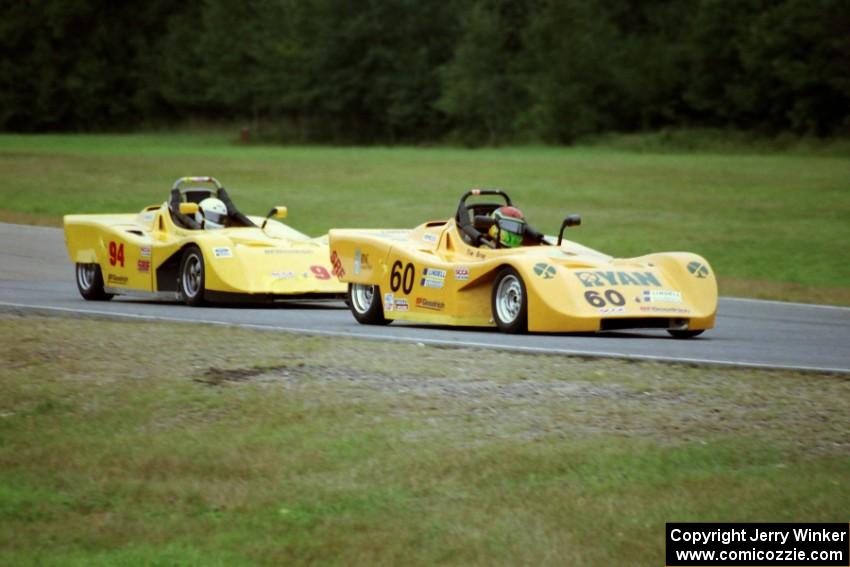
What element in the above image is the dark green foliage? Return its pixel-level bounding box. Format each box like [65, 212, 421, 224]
[0, 0, 847, 142]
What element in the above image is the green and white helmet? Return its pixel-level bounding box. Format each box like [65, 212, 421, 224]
[489, 206, 526, 247]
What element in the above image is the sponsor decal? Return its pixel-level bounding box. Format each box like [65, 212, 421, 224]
[423, 233, 438, 243]
[420, 267, 446, 289]
[140, 246, 152, 258]
[264, 249, 312, 254]
[272, 271, 296, 279]
[416, 297, 445, 311]
[137, 259, 150, 273]
[533, 262, 557, 279]
[214, 247, 232, 258]
[107, 274, 128, 285]
[687, 261, 710, 278]
[639, 305, 690, 314]
[376, 229, 410, 242]
[330, 250, 345, 278]
[575, 270, 661, 288]
[642, 289, 683, 303]
[598, 306, 626, 314]
[353, 248, 372, 275]
[394, 298, 409, 312]
[454, 266, 470, 281]
[384, 293, 394, 312]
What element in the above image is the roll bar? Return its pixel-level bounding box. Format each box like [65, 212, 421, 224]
[171, 176, 224, 191]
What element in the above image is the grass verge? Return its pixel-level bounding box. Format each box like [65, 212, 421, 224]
[1, 313, 848, 566]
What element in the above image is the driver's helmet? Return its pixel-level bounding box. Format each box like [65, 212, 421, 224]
[196, 197, 228, 229]
[488, 206, 526, 247]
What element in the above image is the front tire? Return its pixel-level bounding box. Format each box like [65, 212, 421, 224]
[348, 283, 391, 325]
[492, 267, 528, 333]
[179, 246, 206, 306]
[75, 263, 113, 301]
[668, 329, 704, 339]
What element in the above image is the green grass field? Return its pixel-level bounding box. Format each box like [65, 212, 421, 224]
[1, 133, 848, 304]
[2, 314, 848, 566]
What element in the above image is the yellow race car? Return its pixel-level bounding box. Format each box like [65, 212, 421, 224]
[64, 176, 346, 305]
[328, 189, 717, 337]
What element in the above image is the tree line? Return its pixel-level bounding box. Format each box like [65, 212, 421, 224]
[1, 0, 847, 144]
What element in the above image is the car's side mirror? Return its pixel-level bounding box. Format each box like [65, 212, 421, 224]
[557, 214, 581, 246]
[262, 206, 287, 229]
[179, 202, 199, 216]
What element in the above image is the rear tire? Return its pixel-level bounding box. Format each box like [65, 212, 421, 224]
[491, 267, 528, 333]
[348, 283, 391, 325]
[179, 246, 206, 306]
[668, 329, 704, 339]
[75, 263, 113, 301]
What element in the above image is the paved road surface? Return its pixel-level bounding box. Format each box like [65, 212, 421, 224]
[1, 223, 848, 373]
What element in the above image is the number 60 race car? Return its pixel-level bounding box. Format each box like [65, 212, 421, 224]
[64, 176, 346, 305]
[328, 189, 717, 337]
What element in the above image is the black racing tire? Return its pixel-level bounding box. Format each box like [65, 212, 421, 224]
[178, 246, 207, 306]
[75, 263, 113, 301]
[668, 329, 705, 339]
[347, 283, 391, 325]
[491, 266, 528, 333]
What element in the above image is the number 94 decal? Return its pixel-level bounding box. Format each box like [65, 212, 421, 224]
[584, 289, 625, 308]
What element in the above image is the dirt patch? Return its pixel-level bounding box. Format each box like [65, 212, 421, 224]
[191, 361, 850, 454]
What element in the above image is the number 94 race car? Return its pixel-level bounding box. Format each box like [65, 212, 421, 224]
[328, 189, 717, 337]
[64, 176, 346, 305]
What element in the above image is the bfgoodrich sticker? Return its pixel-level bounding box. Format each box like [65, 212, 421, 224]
[416, 297, 445, 311]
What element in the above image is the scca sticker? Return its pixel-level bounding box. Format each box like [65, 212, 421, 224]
[454, 266, 470, 281]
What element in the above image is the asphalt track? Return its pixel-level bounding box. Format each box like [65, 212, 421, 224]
[1, 223, 848, 374]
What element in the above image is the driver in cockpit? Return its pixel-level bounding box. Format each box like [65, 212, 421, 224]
[487, 206, 526, 248]
[195, 197, 229, 229]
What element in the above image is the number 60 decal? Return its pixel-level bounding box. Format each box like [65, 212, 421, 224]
[584, 289, 625, 308]
[390, 261, 415, 294]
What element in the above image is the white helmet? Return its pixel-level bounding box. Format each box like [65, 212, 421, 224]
[196, 197, 228, 229]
